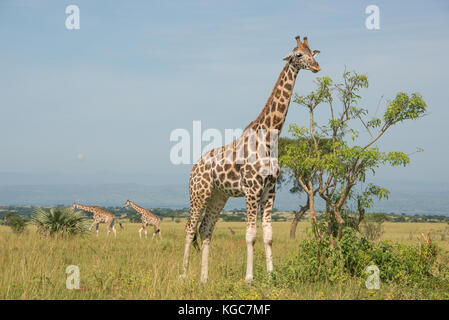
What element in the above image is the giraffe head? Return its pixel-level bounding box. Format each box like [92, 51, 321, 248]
[283, 36, 320, 73]
[123, 200, 131, 208]
[71, 203, 77, 209]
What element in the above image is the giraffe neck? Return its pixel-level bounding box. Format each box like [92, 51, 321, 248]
[74, 204, 96, 213]
[129, 202, 144, 214]
[244, 62, 299, 134]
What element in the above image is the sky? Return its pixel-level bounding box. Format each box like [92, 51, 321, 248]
[0, 0, 448, 193]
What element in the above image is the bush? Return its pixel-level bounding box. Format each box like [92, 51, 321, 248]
[31, 207, 90, 237]
[273, 227, 448, 291]
[8, 216, 28, 234]
[360, 220, 384, 241]
[2, 212, 28, 234]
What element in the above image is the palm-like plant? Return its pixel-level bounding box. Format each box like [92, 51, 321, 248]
[31, 207, 90, 237]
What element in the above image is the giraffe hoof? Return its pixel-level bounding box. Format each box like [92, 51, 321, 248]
[179, 274, 187, 280]
[245, 275, 253, 283]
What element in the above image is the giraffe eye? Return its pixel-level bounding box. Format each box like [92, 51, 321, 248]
[296, 53, 302, 58]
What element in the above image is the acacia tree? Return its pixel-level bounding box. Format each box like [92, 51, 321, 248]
[278, 137, 328, 238]
[280, 70, 426, 242]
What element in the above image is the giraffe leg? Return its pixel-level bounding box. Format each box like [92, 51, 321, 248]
[89, 220, 97, 232]
[95, 222, 100, 237]
[182, 164, 214, 279]
[109, 220, 116, 237]
[244, 194, 259, 283]
[260, 187, 275, 275]
[182, 195, 209, 279]
[182, 204, 204, 278]
[138, 226, 143, 239]
[152, 226, 157, 240]
[199, 191, 228, 283]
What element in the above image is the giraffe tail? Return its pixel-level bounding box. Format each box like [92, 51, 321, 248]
[119, 222, 123, 229]
[192, 229, 200, 252]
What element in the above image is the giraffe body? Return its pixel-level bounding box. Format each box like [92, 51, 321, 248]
[123, 200, 161, 239]
[72, 203, 118, 237]
[182, 36, 321, 283]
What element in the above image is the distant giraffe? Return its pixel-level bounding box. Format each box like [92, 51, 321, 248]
[182, 36, 321, 283]
[123, 200, 161, 239]
[72, 203, 119, 237]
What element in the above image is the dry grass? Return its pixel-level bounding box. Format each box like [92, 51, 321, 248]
[0, 220, 448, 299]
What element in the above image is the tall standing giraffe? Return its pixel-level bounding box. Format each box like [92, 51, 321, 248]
[182, 36, 320, 283]
[72, 203, 119, 237]
[123, 200, 162, 239]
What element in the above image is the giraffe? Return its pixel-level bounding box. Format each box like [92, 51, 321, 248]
[72, 203, 119, 237]
[123, 200, 162, 239]
[182, 36, 320, 283]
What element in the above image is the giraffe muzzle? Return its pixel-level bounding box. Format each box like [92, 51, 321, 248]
[311, 65, 321, 73]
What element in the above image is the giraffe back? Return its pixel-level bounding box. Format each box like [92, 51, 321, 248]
[91, 206, 115, 222]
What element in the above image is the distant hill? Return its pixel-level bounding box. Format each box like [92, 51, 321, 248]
[0, 181, 448, 215]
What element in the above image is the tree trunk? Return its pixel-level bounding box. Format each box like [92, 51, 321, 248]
[355, 197, 365, 228]
[308, 193, 322, 239]
[333, 207, 345, 240]
[325, 203, 334, 248]
[290, 200, 309, 239]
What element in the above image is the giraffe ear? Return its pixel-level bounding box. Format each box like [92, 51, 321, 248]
[312, 50, 320, 57]
[283, 52, 293, 61]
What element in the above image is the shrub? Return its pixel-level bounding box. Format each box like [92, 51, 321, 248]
[31, 207, 90, 237]
[8, 216, 29, 234]
[360, 220, 385, 241]
[273, 227, 449, 291]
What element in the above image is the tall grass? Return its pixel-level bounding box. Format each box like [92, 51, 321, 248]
[0, 221, 448, 300]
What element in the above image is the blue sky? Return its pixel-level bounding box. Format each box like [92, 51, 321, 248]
[0, 0, 448, 189]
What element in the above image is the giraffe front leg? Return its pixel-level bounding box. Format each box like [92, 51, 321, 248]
[260, 188, 275, 274]
[245, 198, 258, 283]
[88, 221, 96, 231]
[95, 223, 100, 237]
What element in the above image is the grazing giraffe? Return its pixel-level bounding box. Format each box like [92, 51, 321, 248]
[72, 203, 119, 237]
[123, 200, 161, 239]
[182, 36, 320, 283]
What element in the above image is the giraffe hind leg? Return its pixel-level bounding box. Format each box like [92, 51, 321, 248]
[111, 221, 117, 237]
[198, 190, 228, 283]
[181, 183, 212, 279]
[182, 163, 215, 279]
[152, 225, 159, 240]
[138, 226, 143, 239]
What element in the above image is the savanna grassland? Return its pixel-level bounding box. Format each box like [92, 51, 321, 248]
[1, 220, 449, 300]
